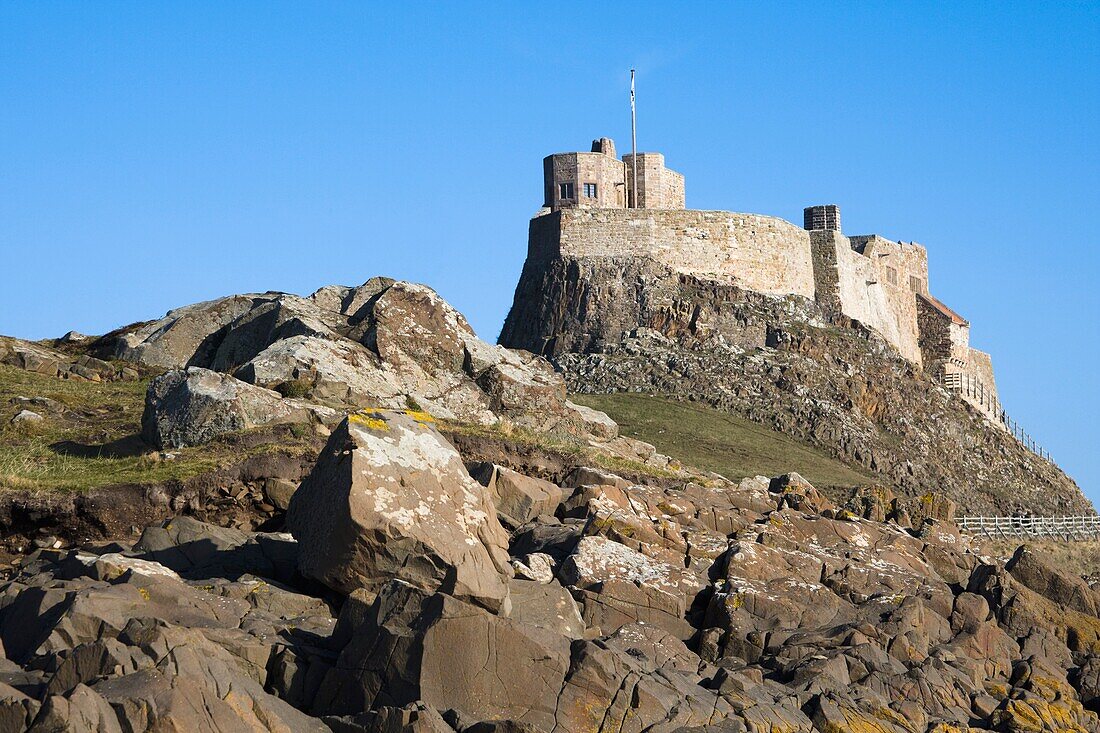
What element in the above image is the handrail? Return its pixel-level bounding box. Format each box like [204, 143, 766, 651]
[942, 371, 1052, 464]
[956, 515, 1100, 539]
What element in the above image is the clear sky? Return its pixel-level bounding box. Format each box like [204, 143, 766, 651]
[2, 3, 1098, 501]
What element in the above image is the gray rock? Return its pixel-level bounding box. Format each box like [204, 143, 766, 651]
[91, 279, 622, 441]
[140, 366, 336, 448]
[507, 579, 585, 639]
[510, 552, 555, 583]
[263, 477, 299, 511]
[10, 410, 43, 425]
[316, 583, 569, 729]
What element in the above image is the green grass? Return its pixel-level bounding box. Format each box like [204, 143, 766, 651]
[570, 392, 876, 489]
[440, 419, 681, 481]
[0, 364, 314, 492]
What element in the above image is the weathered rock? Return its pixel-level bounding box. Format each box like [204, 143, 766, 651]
[1006, 545, 1100, 617]
[510, 552, 555, 583]
[263, 477, 299, 511]
[469, 463, 564, 526]
[90, 278, 622, 441]
[288, 411, 512, 613]
[1, 336, 122, 382]
[317, 583, 570, 729]
[560, 535, 703, 636]
[10, 410, 43, 426]
[507, 579, 585, 639]
[141, 366, 335, 448]
[324, 702, 455, 733]
[506, 251, 1090, 515]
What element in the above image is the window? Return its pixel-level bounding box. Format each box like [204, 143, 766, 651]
[559, 182, 574, 200]
[583, 183, 598, 198]
[909, 276, 925, 294]
[884, 266, 898, 286]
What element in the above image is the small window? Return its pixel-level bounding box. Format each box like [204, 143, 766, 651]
[884, 266, 898, 286]
[583, 183, 598, 198]
[909, 275, 924, 294]
[559, 182, 574, 200]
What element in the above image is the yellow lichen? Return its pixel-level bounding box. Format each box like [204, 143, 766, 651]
[348, 412, 390, 431]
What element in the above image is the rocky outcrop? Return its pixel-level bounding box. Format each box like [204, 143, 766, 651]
[94, 278, 602, 438]
[3, 455, 1099, 731]
[287, 410, 513, 612]
[141, 366, 337, 448]
[0, 336, 135, 382]
[500, 255, 1091, 515]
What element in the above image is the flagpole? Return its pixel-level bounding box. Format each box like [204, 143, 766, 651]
[630, 69, 638, 208]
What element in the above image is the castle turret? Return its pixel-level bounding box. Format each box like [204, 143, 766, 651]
[623, 152, 685, 209]
[542, 137, 684, 212]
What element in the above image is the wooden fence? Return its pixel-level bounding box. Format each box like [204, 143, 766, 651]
[956, 515, 1100, 540]
[943, 372, 1052, 463]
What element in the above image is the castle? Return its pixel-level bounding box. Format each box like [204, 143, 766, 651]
[536, 137, 1005, 426]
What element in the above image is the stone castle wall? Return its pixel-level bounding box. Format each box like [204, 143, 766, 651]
[545, 208, 816, 299]
[917, 295, 953, 371]
[535, 209, 930, 364]
[832, 239, 918, 362]
[845, 236, 929, 365]
[544, 152, 626, 210]
[624, 153, 685, 209]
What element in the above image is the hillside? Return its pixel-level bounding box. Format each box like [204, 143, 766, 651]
[570, 392, 875, 490]
[501, 254, 1091, 516]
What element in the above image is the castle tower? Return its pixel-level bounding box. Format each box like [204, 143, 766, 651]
[623, 152, 686, 210]
[804, 204, 841, 232]
[542, 137, 685, 212]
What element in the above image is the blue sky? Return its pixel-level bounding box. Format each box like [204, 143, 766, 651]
[2, 3, 1098, 500]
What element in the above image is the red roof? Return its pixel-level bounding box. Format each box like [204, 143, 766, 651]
[919, 293, 969, 326]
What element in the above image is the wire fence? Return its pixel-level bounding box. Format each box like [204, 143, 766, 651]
[943, 372, 1052, 463]
[956, 515, 1100, 540]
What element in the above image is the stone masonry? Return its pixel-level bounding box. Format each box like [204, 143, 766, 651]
[804, 204, 841, 232]
[544, 139, 684, 212]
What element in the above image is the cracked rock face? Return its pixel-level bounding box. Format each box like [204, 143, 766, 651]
[95, 278, 608, 438]
[141, 366, 338, 448]
[287, 410, 513, 613]
[3, 450, 1100, 730]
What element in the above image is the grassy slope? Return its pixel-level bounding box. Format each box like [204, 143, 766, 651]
[0, 364, 312, 492]
[572, 392, 876, 489]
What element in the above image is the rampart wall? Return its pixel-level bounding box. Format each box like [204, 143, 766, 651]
[833, 241, 915, 361]
[846, 236, 928, 364]
[550, 208, 817, 299]
[532, 208, 993, 374]
[967, 348, 998, 397]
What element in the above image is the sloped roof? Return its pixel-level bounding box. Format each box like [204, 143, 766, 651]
[919, 293, 969, 326]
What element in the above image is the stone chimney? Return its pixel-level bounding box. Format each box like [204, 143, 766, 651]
[804, 205, 841, 232]
[591, 137, 616, 159]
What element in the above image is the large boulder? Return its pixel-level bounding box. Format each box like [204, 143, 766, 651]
[287, 410, 512, 613]
[141, 366, 335, 448]
[316, 582, 570, 728]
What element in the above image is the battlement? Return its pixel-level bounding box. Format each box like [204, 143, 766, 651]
[543, 137, 684, 212]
